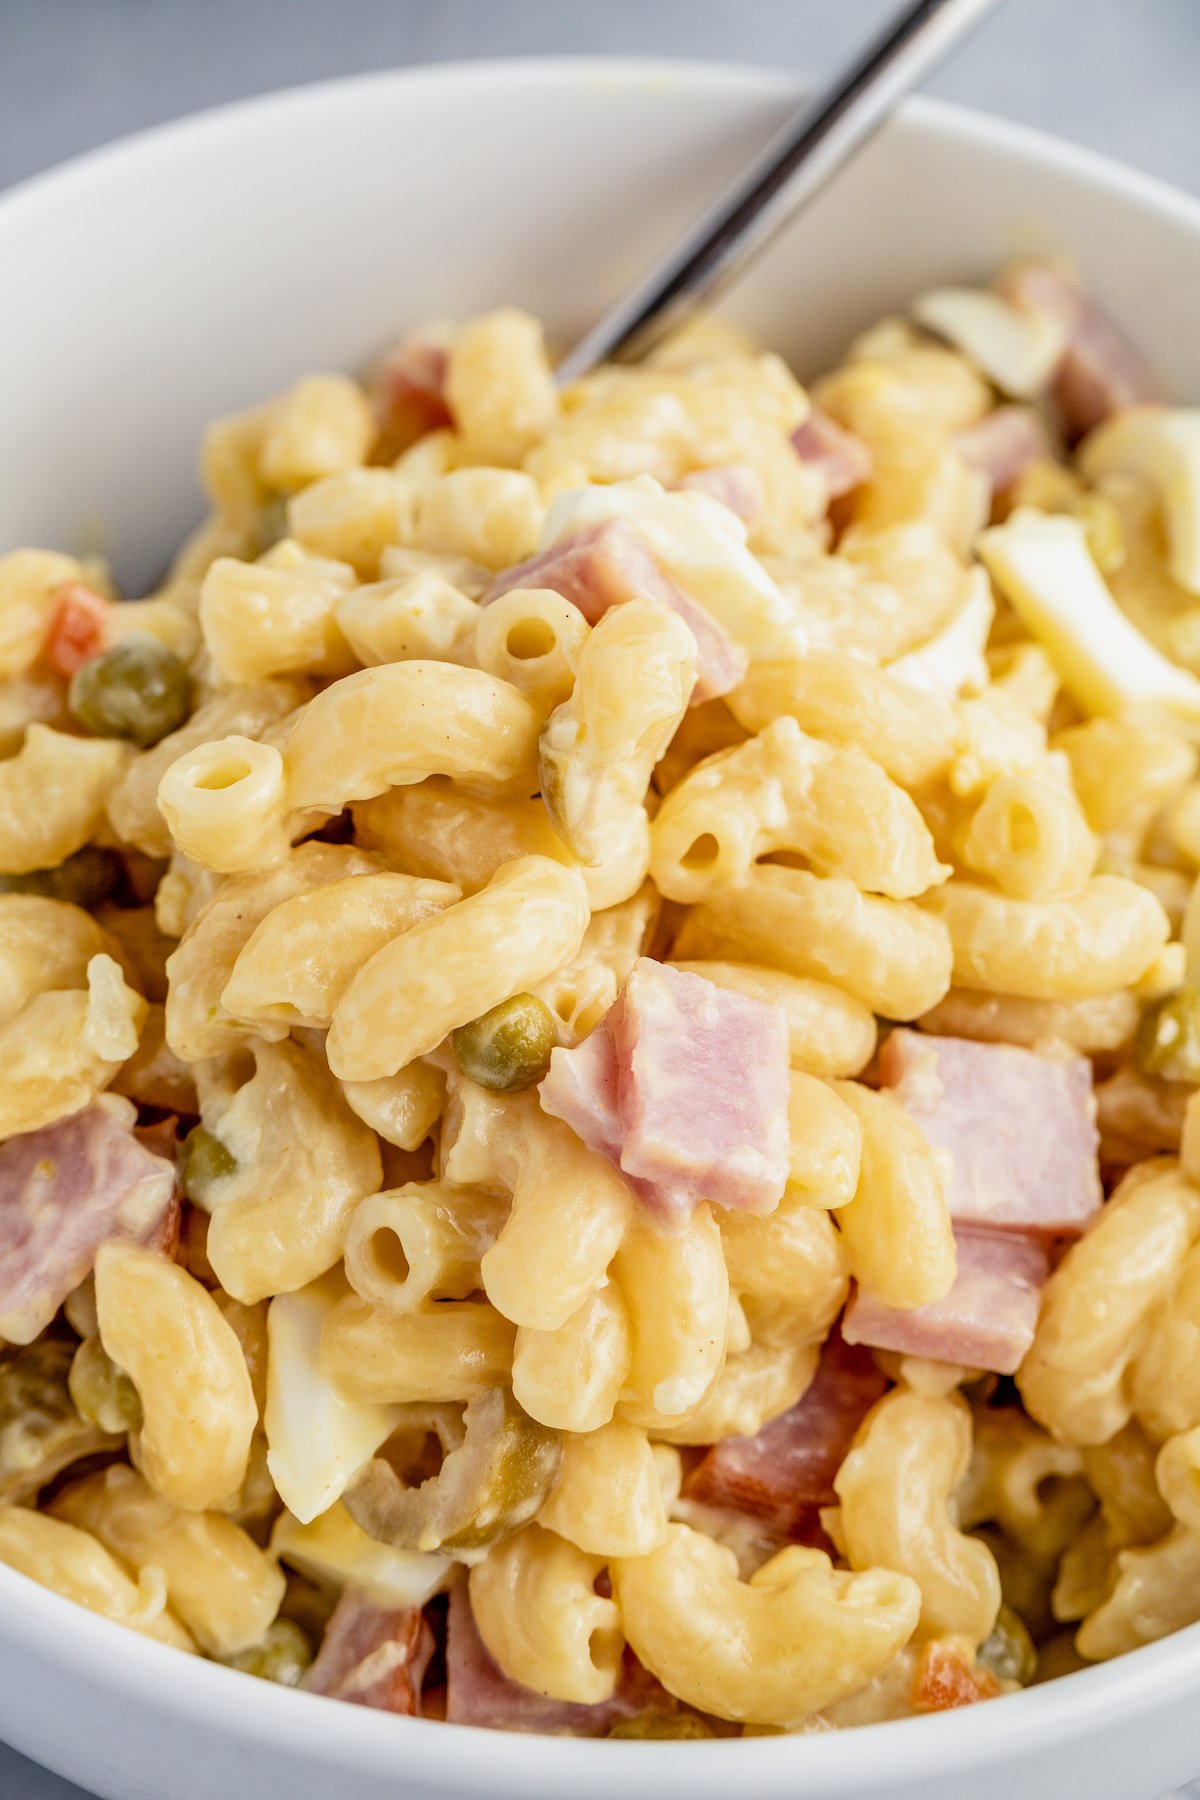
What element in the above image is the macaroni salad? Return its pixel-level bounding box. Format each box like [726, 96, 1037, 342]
[3, 261, 1200, 1734]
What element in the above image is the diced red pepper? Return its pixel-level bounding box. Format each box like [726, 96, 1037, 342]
[44, 582, 110, 677]
[911, 1642, 1002, 1713]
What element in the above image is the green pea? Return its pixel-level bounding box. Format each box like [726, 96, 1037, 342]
[224, 1618, 312, 1687]
[68, 1336, 143, 1436]
[69, 631, 192, 748]
[179, 1125, 237, 1201]
[0, 847, 124, 910]
[451, 993, 558, 1092]
[609, 1711, 715, 1739]
[977, 1602, 1037, 1687]
[1135, 985, 1200, 1084]
[0, 1338, 119, 1505]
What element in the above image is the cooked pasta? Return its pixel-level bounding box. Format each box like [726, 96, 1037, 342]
[2, 262, 1197, 1738]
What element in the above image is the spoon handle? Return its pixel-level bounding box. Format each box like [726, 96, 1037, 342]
[556, 0, 1007, 382]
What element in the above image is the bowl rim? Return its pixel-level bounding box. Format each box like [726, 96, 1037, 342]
[3, 51, 1200, 1793]
[4, 49, 1200, 242]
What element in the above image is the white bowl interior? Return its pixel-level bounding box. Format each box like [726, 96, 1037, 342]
[3, 58, 1200, 593]
[2, 56, 1200, 1800]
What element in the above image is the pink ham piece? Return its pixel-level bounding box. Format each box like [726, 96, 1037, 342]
[879, 1030, 1102, 1238]
[998, 261, 1159, 439]
[791, 409, 873, 499]
[539, 958, 790, 1223]
[954, 406, 1051, 495]
[683, 1334, 887, 1537]
[671, 464, 764, 524]
[446, 1582, 679, 1735]
[482, 519, 747, 703]
[303, 1587, 434, 1714]
[369, 334, 451, 447]
[535, 1017, 623, 1168]
[842, 1225, 1048, 1376]
[531, 1017, 671, 1215]
[0, 1103, 176, 1345]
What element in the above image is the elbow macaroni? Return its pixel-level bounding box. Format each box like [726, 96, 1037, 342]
[191, 1037, 383, 1303]
[469, 1524, 623, 1705]
[538, 1420, 667, 1558]
[511, 1284, 632, 1433]
[1019, 1161, 1200, 1446]
[675, 864, 954, 1020]
[613, 1526, 920, 1727]
[95, 1242, 257, 1512]
[923, 875, 1170, 1001]
[959, 771, 1096, 901]
[442, 1082, 632, 1333]
[832, 1083, 957, 1311]
[51, 1465, 284, 1657]
[834, 1390, 1001, 1646]
[474, 587, 587, 711]
[12, 269, 1200, 1732]
[0, 1506, 195, 1651]
[318, 1293, 516, 1406]
[0, 725, 125, 875]
[614, 1204, 729, 1429]
[343, 1182, 505, 1313]
[221, 871, 460, 1031]
[650, 716, 947, 903]
[538, 600, 694, 888]
[326, 857, 588, 1081]
[281, 661, 542, 815]
[0, 953, 146, 1143]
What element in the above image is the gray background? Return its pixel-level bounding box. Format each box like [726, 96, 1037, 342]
[2, 1, 1199, 1795]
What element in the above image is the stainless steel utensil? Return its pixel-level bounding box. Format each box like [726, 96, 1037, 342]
[556, 0, 1007, 381]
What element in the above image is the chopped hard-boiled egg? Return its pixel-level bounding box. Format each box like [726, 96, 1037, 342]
[1079, 406, 1200, 595]
[888, 567, 994, 697]
[911, 287, 1067, 399]
[978, 507, 1200, 730]
[271, 1502, 449, 1608]
[264, 1275, 402, 1525]
[541, 475, 807, 661]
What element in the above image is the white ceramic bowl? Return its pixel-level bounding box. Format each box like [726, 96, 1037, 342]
[2, 56, 1200, 1800]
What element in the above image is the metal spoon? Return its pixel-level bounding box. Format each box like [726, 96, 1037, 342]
[557, 0, 1008, 382]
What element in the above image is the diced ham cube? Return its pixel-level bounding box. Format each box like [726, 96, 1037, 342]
[954, 406, 1051, 495]
[671, 464, 764, 523]
[879, 1030, 1101, 1238]
[369, 334, 452, 452]
[612, 960, 790, 1216]
[791, 409, 873, 499]
[0, 1102, 177, 1345]
[841, 1225, 1048, 1375]
[445, 1583, 677, 1735]
[482, 519, 747, 703]
[998, 261, 1159, 439]
[304, 1587, 434, 1714]
[539, 958, 790, 1222]
[535, 1018, 623, 1166]
[43, 582, 109, 677]
[683, 1334, 887, 1537]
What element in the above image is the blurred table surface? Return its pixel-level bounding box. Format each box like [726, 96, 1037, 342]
[2, 1, 1199, 1795]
